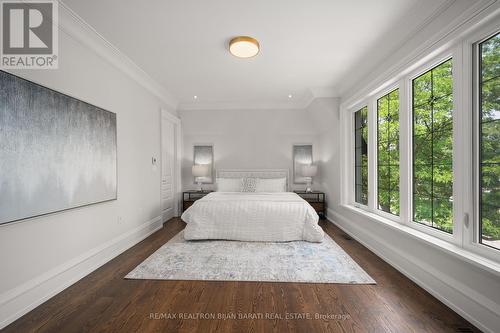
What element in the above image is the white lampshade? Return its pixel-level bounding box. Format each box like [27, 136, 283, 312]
[192, 164, 210, 177]
[301, 164, 318, 177]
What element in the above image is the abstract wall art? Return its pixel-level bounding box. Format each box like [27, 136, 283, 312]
[0, 71, 117, 225]
[193, 145, 214, 184]
[293, 144, 313, 184]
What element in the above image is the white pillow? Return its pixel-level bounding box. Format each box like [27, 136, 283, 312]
[216, 178, 243, 192]
[255, 178, 287, 192]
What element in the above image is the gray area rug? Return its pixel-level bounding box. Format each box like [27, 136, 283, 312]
[125, 231, 375, 284]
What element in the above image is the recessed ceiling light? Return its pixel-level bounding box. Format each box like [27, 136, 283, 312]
[288, 94, 293, 98]
[193, 95, 198, 99]
[229, 36, 260, 58]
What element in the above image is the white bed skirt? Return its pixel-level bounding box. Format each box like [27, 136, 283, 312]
[181, 192, 324, 242]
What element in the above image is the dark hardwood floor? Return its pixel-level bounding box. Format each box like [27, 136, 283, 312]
[3, 218, 479, 333]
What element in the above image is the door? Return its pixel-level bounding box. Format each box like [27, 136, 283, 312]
[161, 116, 176, 222]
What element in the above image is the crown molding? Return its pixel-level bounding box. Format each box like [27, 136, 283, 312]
[337, 0, 456, 101]
[58, 1, 178, 110]
[309, 87, 339, 99]
[177, 88, 337, 111]
[58, 1, 339, 113]
[340, 0, 498, 109]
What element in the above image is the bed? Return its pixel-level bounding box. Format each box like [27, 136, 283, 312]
[181, 169, 324, 243]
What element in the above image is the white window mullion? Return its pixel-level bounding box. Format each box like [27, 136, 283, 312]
[460, 39, 475, 248]
[399, 78, 411, 225]
[368, 98, 377, 211]
[452, 45, 466, 246]
[347, 109, 355, 206]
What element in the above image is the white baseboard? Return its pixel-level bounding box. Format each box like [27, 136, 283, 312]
[327, 208, 499, 333]
[0, 216, 163, 329]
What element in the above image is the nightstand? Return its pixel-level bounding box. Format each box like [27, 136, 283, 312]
[183, 191, 212, 212]
[294, 191, 326, 219]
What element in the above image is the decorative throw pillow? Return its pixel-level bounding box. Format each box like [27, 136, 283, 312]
[242, 178, 257, 192]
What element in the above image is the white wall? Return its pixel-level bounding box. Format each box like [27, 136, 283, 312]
[0, 17, 176, 328]
[306, 98, 340, 210]
[180, 101, 338, 192]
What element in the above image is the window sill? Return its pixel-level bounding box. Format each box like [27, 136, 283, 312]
[341, 204, 500, 277]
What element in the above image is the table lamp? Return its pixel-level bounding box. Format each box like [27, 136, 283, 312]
[192, 164, 210, 191]
[301, 164, 318, 193]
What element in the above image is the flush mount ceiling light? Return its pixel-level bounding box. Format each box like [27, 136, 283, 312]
[229, 36, 260, 58]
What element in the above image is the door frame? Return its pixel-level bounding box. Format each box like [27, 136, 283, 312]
[160, 109, 182, 220]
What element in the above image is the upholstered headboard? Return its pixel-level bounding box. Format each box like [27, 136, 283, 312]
[216, 169, 290, 191]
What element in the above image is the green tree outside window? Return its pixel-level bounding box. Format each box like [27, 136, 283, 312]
[355, 107, 368, 205]
[479, 32, 500, 249]
[412, 59, 454, 233]
[378, 89, 400, 215]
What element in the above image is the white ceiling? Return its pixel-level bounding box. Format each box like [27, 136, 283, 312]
[63, 0, 448, 110]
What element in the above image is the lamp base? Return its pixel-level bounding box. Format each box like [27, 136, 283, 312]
[305, 180, 313, 193]
[197, 181, 203, 192]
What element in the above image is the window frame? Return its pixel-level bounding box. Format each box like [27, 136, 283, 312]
[346, 49, 461, 243]
[476, 31, 500, 252]
[350, 103, 370, 209]
[466, 21, 500, 261]
[407, 52, 458, 242]
[373, 85, 402, 223]
[343, 12, 500, 264]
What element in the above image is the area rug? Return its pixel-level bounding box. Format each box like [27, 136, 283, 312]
[125, 231, 375, 284]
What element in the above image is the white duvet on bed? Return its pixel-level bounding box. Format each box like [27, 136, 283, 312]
[181, 192, 324, 242]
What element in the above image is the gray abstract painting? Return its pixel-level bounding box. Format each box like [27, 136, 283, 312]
[293, 144, 313, 184]
[193, 145, 213, 184]
[0, 71, 117, 225]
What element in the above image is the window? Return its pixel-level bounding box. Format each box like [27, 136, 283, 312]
[478, 32, 500, 250]
[377, 89, 400, 215]
[354, 107, 368, 205]
[412, 59, 453, 233]
[343, 16, 500, 264]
